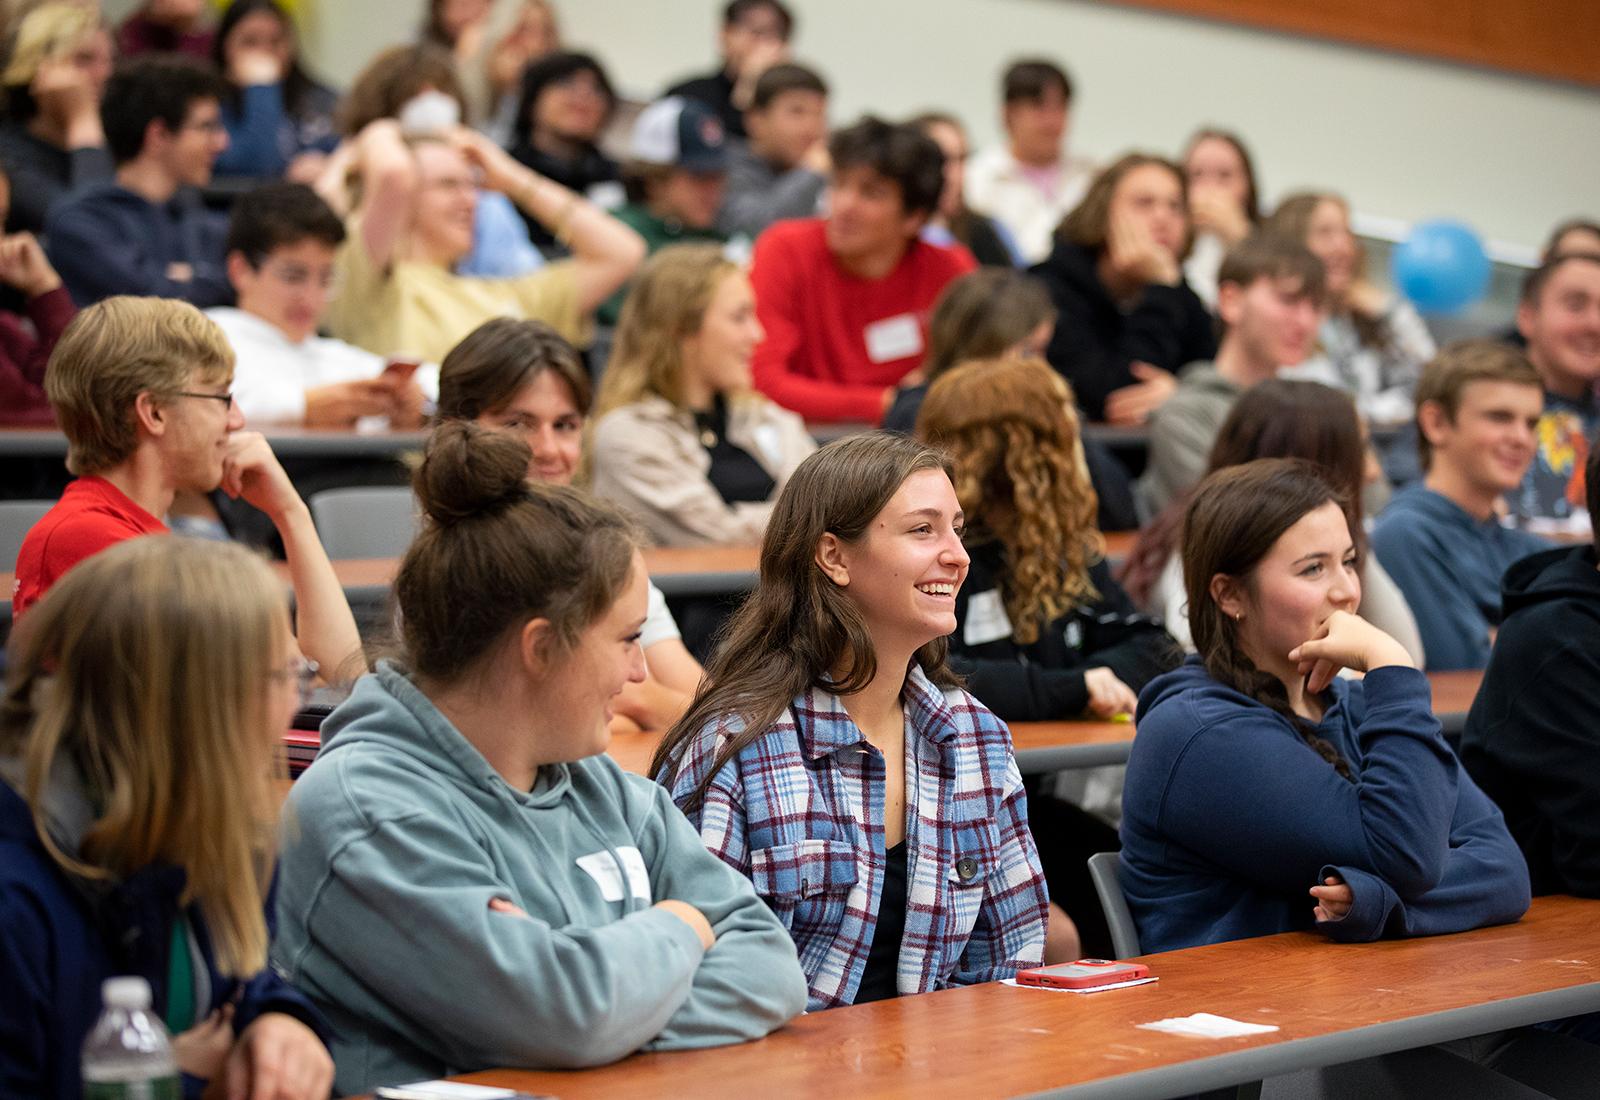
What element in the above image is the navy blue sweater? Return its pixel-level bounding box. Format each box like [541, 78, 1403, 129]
[0, 773, 330, 1098]
[1119, 658, 1529, 953]
[45, 183, 232, 308]
[1370, 485, 1547, 671]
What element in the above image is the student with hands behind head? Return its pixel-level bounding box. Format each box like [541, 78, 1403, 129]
[320, 115, 643, 363]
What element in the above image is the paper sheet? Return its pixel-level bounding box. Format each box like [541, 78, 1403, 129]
[1137, 1012, 1280, 1038]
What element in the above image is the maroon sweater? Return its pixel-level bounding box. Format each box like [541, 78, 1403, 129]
[0, 286, 75, 426]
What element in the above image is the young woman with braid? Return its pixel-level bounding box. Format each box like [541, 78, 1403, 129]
[1121, 459, 1600, 1098]
[1120, 458, 1529, 954]
[1118, 378, 1424, 664]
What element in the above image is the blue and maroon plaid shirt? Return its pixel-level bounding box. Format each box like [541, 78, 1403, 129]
[660, 665, 1049, 1010]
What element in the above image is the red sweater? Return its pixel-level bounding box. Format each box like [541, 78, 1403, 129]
[11, 476, 167, 615]
[749, 219, 975, 423]
[0, 287, 76, 427]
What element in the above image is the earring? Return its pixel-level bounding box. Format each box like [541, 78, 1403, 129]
[1234, 611, 1244, 622]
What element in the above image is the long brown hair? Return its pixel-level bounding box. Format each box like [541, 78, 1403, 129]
[1057, 152, 1191, 260]
[652, 432, 959, 809]
[398, 420, 638, 683]
[1119, 379, 1364, 609]
[1180, 458, 1354, 780]
[921, 268, 1053, 385]
[594, 243, 739, 417]
[1, 536, 286, 975]
[435, 317, 592, 421]
[1263, 191, 1391, 350]
[1181, 128, 1261, 224]
[917, 357, 1102, 645]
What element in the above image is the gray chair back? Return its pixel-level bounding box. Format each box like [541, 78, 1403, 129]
[1087, 850, 1142, 959]
[0, 499, 53, 571]
[307, 487, 418, 559]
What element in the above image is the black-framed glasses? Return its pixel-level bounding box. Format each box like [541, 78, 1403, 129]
[172, 390, 235, 409]
[270, 657, 320, 707]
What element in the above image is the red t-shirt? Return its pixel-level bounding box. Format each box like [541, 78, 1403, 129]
[11, 476, 168, 616]
[748, 219, 976, 423]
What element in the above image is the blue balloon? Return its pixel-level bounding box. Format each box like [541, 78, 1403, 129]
[1390, 220, 1491, 315]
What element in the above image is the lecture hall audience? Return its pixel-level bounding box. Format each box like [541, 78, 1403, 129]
[2, 2, 1599, 1093]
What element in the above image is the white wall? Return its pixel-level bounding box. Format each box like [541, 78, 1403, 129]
[298, 0, 1600, 251]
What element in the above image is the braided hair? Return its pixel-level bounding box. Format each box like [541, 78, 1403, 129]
[1180, 459, 1355, 781]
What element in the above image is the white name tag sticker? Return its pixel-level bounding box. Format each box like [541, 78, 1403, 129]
[963, 589, 1014, 646]
[864, 313, 923, 363]
[576, 847, 652, 903]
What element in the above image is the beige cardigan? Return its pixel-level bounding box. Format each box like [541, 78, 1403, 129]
[590, 394, 817, 547]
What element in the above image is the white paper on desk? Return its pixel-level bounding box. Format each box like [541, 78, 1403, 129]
[381, 1083, 521, 1099]
[1137, 1013, 1279, 1038]
[1002, 976, 1158, 994]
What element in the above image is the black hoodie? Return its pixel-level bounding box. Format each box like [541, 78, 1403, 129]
[1028, 239, 1216, 422]
[1460, 544, 1600, 896]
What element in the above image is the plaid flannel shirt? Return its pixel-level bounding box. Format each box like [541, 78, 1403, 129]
[662, 665, 1048, 1010]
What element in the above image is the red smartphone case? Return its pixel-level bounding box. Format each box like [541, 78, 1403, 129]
[1016, 958, 1151, 990]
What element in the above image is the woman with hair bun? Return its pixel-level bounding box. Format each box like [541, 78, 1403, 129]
[437, 316, 704, 732]
[273, 421, 806, 1096]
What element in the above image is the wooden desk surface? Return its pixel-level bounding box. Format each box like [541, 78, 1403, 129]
[422, 896, 1600, 1100]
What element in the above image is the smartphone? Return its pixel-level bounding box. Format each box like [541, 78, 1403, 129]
[382, 356, 422, 383]
[1016, 958, 1151, 990]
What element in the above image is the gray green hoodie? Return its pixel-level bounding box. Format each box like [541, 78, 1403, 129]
[272, 662, 808, 1095]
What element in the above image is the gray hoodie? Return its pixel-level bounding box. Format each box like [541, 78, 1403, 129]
[1136, 362, 1243, 521]
[272, 663, 808, 1095]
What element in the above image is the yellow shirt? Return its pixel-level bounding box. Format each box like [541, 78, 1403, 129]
[326, 218, 587, 363]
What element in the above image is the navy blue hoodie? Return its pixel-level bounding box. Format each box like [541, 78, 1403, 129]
[1120, 657, 1529, 953]
[45, 182, 232, 308]
[0, 758, 330, 1098]
[1462, 545, 1600, 896]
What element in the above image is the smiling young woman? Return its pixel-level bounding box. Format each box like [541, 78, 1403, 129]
[652, 430, 1049, 1009]
[589, 243, 816, 547]
[1118, 457, 1529, 956]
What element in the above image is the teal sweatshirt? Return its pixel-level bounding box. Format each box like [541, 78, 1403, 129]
[272, 663, 808, 1095]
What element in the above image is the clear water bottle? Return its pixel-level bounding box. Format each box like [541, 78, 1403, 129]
[81, 976, 180, 1100]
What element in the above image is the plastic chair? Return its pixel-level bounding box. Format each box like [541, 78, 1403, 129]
[1087, 851, 1141, 959]
[0, 499, 52, 570]
[306, 486, 418, 559]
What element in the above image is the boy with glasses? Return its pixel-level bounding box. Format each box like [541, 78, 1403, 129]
[209, 182, 433, 428]
[12, 295, 363, 681]
[45, 54, 232, 306]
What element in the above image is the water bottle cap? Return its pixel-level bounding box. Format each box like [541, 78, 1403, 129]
[102, 976, 152, 1009]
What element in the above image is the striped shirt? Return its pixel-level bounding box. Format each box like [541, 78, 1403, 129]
[661, 665, 1049, 1009]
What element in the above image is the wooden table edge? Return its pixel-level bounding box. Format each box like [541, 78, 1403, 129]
[1020, 981, 1600, 1099]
